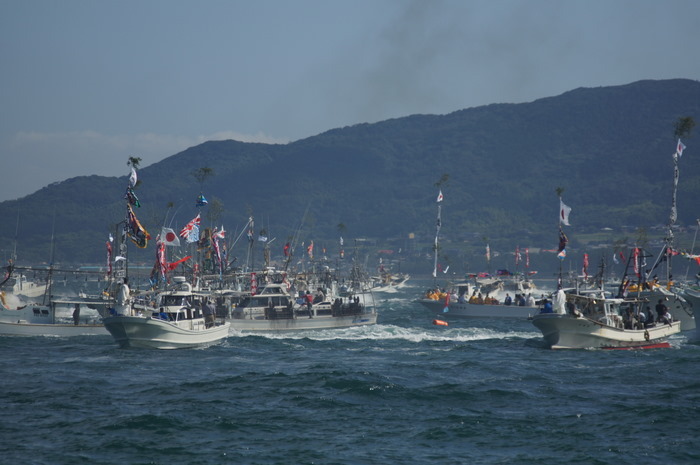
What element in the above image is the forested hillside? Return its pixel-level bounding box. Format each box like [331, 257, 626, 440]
[1, 79, 699, 275]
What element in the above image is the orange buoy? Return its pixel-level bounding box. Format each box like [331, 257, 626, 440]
[432, 319, 449, 326]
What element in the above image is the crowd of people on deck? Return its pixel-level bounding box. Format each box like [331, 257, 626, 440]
[423, 287, 537, 306]
[557, 294, 675, 330]
[617, 299, 674, 329]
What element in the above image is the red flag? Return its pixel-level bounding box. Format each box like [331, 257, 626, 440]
[250, 272, 257, 296]
[106, 240, 113, 277]
[168, 255, 192, 271]
[179, 213, 201, 239]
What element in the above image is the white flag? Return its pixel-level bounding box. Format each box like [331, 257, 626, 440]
[676, 138, 686, 157]
[129, 167, 138, 187]
[437, 190, 444, 202]
[560, 199, 571, 226]
[159, 227, 181, 247]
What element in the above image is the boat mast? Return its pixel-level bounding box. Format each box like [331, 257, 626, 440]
[43, 210, 56, 314]
[646, 137, 687, 284]
[432, 189, 443, 284]
[556, 188, 570, 289]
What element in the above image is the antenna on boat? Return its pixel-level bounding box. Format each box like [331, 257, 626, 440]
[42, 210, 57, 306]
[283, 201, 311, 273]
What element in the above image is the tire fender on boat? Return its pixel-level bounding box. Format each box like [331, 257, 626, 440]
[644, 330, 650, 341]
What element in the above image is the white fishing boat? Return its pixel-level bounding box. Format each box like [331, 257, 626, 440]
[0, 255, 110, 336]
[531, 288, 680, 349]
[1, 273, 49, 300]
[416, 282, 539, 318]
[418, 297, 538, 319]
[0, 294, 109, 336]
[230, 282, 377, 332]
[370, 272, 410, 293]
[103, 276, 230, 349]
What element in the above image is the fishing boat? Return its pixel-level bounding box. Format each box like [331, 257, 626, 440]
[0, 253, 110, 336]
[532, 194, 679, 348]
[369, 271, 410, 293]
[0, 294, 110, 336]
[103, 276, 230, 349]
[1, 273, 49, 300]
[230, 280, 376, 332]
[531, 288, 680, 349]
[416, 282, 539, 318]
[103, 162, 230, 349]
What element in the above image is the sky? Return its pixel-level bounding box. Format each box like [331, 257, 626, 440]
[1, 0, 699, 202]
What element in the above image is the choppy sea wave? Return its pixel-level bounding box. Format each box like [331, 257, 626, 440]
[1, 278, 698, 464]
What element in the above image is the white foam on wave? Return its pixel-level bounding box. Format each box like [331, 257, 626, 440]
[231, 323, 540, 343]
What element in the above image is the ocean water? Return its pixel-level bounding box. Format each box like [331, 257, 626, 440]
[1, 279, 698, 465]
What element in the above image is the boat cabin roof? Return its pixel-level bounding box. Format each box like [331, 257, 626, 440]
[256, 283, 289, 295]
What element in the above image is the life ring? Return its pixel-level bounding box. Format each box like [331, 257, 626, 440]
[644, 330, 650, 341]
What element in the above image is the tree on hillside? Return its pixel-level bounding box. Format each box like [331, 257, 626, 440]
[127, 157, 141, 169]
[674, 116, 695, 140]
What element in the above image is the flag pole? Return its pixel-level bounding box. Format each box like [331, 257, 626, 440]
[556, 192, 570, 289]
[432, 190, 443, 285]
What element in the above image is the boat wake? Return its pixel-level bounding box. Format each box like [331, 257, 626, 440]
[229, 323, 540, 343]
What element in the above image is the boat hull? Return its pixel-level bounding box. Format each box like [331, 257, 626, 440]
[0, 320, 107, 336]
[532, 313, 681, 349]
[229, 313, 377, 332]
[673, 288, 698, 331]
[416, 299, 537, 318]
[103, 316, 230, 349]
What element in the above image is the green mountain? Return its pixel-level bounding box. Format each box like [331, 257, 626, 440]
[2, 79, 699, 275]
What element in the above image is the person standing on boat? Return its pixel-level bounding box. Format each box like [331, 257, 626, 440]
[504, 293, 512, 306]
[203, 298, 216, 328]
[644, 306, 655, 328]
[305, 290, 314, 317]
[115, 277, 131, 316]
[659, 306, 673, 325]
[72, 303, 81, 325]
[655, 299, 667, 321]
[526, 294, 536, 307]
